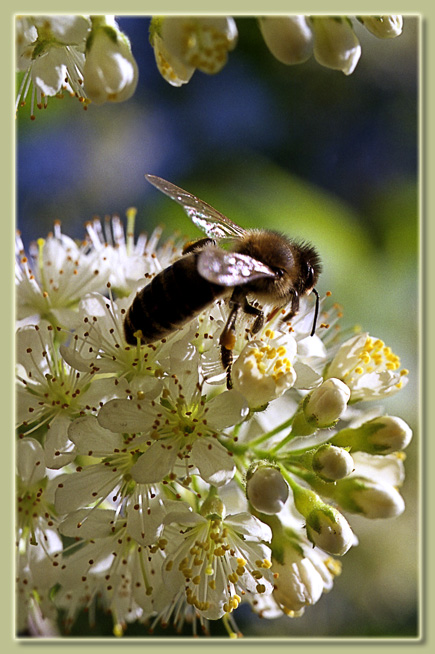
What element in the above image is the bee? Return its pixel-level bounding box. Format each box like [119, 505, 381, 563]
[124, 174, 322, 388]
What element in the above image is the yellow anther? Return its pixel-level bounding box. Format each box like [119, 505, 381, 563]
[354, 366, 364, 374]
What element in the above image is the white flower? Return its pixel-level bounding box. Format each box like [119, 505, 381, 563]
[161, 504, 274, 620]
[271, 537, 337, 615]
[98, 357, 248, 486]
[151, 16, 238, 85]
[84, 211, 183, 296]
[15, 322, 119, 467]
[58, 291, 170, 395]
[15, 15, 91, 117]
[231, 334, 297, 408]
[149, 23, 195, 87]
[83, 19, 138, 104]
[56, 509, 167, 634]
[259, 16, 313, 65]
[310, 16, 361, 75]
[15, 225, 111, 326]
[54, 415, 166, 546]
[325, 333, 409, 401]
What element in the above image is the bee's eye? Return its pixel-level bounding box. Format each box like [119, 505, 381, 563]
[274, 268, 285, 278]
[306, 265, 314, 288]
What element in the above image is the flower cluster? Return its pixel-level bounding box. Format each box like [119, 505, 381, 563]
[15, 15, 138, 119]
[16, 15, 403, 117]
[16, 209, 412, 637]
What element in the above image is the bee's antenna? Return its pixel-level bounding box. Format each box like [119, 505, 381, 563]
[310, 288, 320, 337]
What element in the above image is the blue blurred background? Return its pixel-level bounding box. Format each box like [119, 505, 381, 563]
[16, 16, 419, 638]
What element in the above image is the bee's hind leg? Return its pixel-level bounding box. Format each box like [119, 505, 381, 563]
[219, 289, 244, 389]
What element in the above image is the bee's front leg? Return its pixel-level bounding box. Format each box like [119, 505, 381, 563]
[281, 290, 299, 324]
[242, 298, 264, 334]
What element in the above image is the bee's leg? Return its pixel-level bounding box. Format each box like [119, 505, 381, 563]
[182, 237, 216, 255]
[220, 288, 244, 389]
[281, 291, 300, 324]
[242, 298, 264, 334]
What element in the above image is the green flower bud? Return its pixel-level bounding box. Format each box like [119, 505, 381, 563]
[330, 415, 412, 454]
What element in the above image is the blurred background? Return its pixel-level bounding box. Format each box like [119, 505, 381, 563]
[16, 16, 419, 638]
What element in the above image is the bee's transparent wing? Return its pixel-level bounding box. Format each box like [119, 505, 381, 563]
[197, 247, 276, 287]
[145, 174, 246, 240]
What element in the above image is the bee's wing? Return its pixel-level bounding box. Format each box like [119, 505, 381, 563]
[197, 247, 276, 287]
[145, 174, 246, 240]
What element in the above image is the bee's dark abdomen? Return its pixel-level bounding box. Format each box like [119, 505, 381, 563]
[123, 253, 226, 344]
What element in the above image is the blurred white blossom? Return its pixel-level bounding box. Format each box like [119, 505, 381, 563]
[16, 14, 404, 117]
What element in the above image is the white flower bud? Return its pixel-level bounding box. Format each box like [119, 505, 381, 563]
[336, 477, 405, 519]
[311, 16, 361, 75]
[359, 16, 403, 39]
[246, 465, 289, 514]
[312, 444, 354, 481]
[231, 339, 296, 409]
[306, 506, 355, 555]
[259, 16, 313, 65]
[304, 378, 350, 428]
[83, 24, 138, 104]
[363, 416, 412, 453]
[272, 544, 324, 613]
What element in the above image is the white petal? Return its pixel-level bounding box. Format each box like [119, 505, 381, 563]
[16, 438, 46, 485]
[205, 390, 248, 428]
[68, 415, 124, 455]
[225, 512, 272, 542]
[97, 398, 157, 433]
[59, 508, 116, 539]
[130, 441, 178, 483]
[44, 414, 75, 468]
[54, 466, 119, 514]
[191, 438, 235, 486]
[351, 451, 405, 487]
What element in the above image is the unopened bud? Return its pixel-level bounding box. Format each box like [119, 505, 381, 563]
[334, 476, 405, 519]
[358, 15, 403, 39]
[311, 16, 361, 75]
[305, 505, 355, 555]
[304, 378, 350, 428]
[330, 415, 412, 454]
[290, 480, 355, 555]
[312, 444, 354, 481]
[246, 464, 289, 514]
[259, 16, 313, 65]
